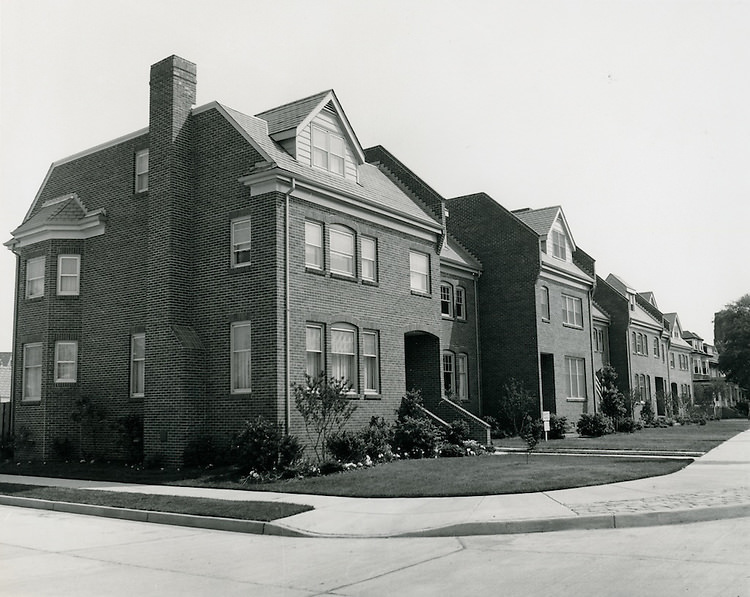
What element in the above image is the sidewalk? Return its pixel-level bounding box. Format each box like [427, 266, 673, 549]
[1, 428, 748, 538]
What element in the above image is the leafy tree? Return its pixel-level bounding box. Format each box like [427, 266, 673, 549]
[292, 374, 357, 462]
[597, 365, 626, 428]
[715, 294, 750, 391]
[497, 378, 538, 436]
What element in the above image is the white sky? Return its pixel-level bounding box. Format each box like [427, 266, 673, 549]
[1, 0, 748, 351]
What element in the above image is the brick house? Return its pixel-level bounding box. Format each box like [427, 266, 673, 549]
[594, 274, 672, 416]
[663, 312, 694, 411]
[5, 55, 488, 463]
[445, 197, 597, 424]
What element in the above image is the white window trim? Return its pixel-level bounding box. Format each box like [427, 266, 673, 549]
[23, 342, 42, 402]
[331, 323, 357, 393]
[231, 321, 252, 394]
[440, 282, 454, 319]
[130, 333, 145, 398]
[409, 251, 430, 294]
[329, 225, 356, 277]
[54, 340, 78, 383]
[562, 294, 583, 328]
[565, 356, 587, 400]
[457, 353, 468, 401]
[442, 350, 455, 397]
[305, 220, 324, 270]
[362, 329, 379, 394]
[231, 217, 252, 268]
[305, 323, 324, 378]
[540, 286, 550, 321]
[455, 286, 466, 321]
[551, 229, 567, 260]
[135, 149, 149, 193]
[26, 256, 45, 299]
[57, 255, 81, 296]
[311, 124, 346, 176]
[360, 236, 377, 282]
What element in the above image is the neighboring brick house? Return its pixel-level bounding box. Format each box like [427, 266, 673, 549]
[682, 332, 745, 409]
[591, 302, 611, 374]
[445, 197, 597, 424]
[663, 313, 694, 410]
[594, 275, 672, 416]
[5, 55, 488, 463]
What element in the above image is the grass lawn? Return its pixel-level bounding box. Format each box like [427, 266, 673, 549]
[493, 419, 750, 453]
[0, 482, 312, 521]
[249, 454, 691, 497]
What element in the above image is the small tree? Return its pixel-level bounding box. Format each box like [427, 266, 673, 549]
[497, 378, 538, 436]
[598, 366, 626, 429]
[520, 415, 539, 463]
[292, 374, 357, 462]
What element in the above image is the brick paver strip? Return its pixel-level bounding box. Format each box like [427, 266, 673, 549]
[570, 487, 750, 515]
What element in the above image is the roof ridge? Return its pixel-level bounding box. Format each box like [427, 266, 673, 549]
[254, 89, 332, 117]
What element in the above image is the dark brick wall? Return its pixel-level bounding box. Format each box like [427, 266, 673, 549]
[593, 276, 632, 395]
[445, 193, 541, 418]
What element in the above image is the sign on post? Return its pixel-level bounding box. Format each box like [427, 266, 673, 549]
[542, 410, 550, 440]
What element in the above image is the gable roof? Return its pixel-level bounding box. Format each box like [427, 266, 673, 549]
[255, 89, 366, 163]
[512, 206, 561, 236]
[217, 104, 440, 228]
[440, 234, 482, 273]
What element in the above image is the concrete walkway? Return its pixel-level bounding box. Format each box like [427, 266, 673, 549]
[1, 428, 748, 538]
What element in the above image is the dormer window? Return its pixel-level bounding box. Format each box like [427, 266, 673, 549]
[312, 125, 345, 176]
[552, 229, 566, 260]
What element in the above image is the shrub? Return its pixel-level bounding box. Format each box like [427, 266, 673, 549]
[598, 366, 627, 422]
[293, 374, 357, 462]
[392, 415, 441, 458]
[639, 400, 655, 426]
[360, 416, 393, 460]
[114, 414, 144, 465]
[326, 430, 367, 463]
[144, 453, 163, 469]
[548, 414, 568, 439]
[734, 401, 749, 417]
[617, 417, 638, 433]
[183, 433, 226, 468]
[278, 434, 305, 470]
[439, 443, 465, 457]
[319, 459, 345, 475]
[577, 413, 611, 437]
[397, 389, 426, 420]
[51, 436, 75, 461]
[230, 416, 301, 474]
[444, 420, 470, 446]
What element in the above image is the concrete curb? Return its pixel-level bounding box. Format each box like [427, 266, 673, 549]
[1, 493, 747, 538]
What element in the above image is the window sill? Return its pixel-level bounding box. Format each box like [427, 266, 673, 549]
[362, 279, 379, 287]
[330, 272, 358, 283]
[562, 323, 584, 330]
[441, 314, 454, 321]
[25, 296, 45, 302]
[21, 398, 41, 404]
[566, 397, 586, 402]
[305, 266, 326, 276]
[411, 290, 431, 298]
[231, 390, 252, 396]
[541, 318, 550, 324]
[231, 263, 253, 271]
[363, 393, 381, 400]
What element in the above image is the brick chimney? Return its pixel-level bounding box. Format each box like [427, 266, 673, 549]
[145, 56, 201, 464]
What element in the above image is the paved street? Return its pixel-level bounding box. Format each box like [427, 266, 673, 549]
[1, 505, 747, 596]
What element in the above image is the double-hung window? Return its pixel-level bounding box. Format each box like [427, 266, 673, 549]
[360, 237, 377, 282]
[312, 125, 345, 176]
[653, 338, 659, 358]
[562, 295, 583, 328]
[231, 218, 252, 267]
[135, 149, 149, 193]
[331, 324, 356, 391]
[23, 343, 42, 401]
[456, 353, 468, 401]
[231, 322, 252, 393]
[440, 283, 453, 318]
[130, 333, 145, 397]
[54, 341, 78, 383]
[26, 256, 45, 299]
[455, 287, 466, 320]
[363, 330, 379, 394]
[564, 356, 586, 399]
[552, 229, 566, 260]
[409, 251, 430, 293]
[305, 221, 323, 270]
[329, 226, 355, 276]
[57, 255, 80, 296]
[305, 324, 324, 378]
[442, 351, 455, 396]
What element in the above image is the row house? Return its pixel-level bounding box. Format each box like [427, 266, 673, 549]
[5, 55, 489, 463]
[663, 313, 695, 408]
[682, 332, 745, 408]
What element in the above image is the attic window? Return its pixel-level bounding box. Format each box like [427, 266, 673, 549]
[551, 229, 566, 260]
[312, 125, 345, 176]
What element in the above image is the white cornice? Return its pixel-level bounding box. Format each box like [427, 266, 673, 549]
[240, 169, 442, 241]
[5, 213, 107, 250]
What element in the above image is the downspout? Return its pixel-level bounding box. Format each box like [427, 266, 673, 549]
[9, 247, 20, 441]
[473, 273, 482, 415]
[284, 178, 296, 434]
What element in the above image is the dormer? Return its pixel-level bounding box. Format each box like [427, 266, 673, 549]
[513, 205, 577, 264]
[605, 273, 638, 311]
[255, 90, 365, 183]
